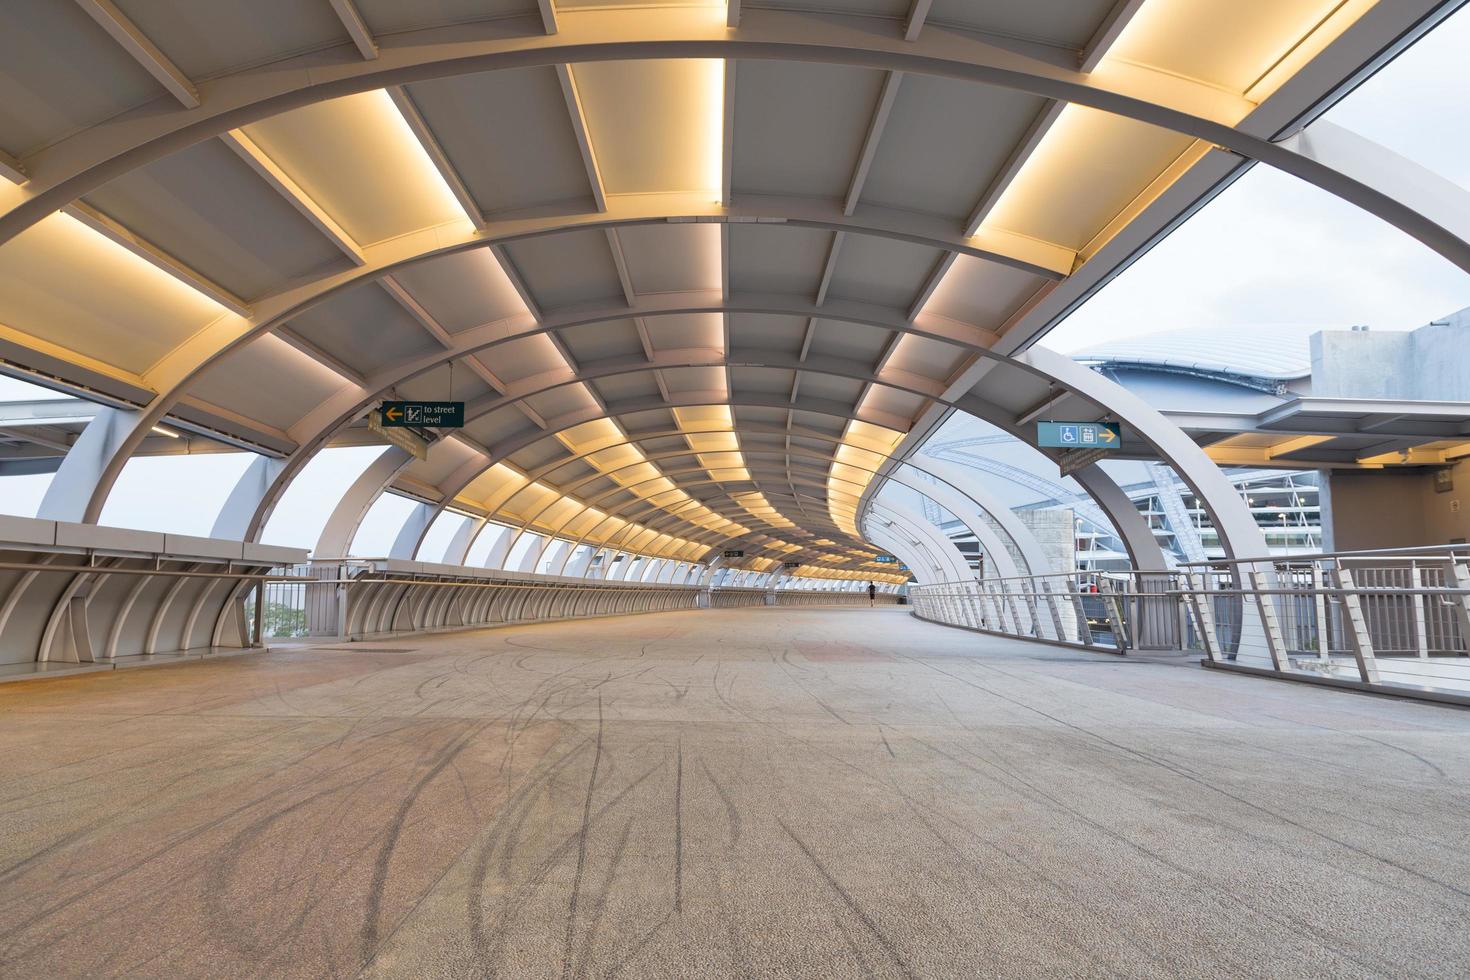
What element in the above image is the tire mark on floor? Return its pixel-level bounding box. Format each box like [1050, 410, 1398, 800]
[560, 695, 603, 980]
[673, 739, 683, 915]
[775, 816, 914, 980]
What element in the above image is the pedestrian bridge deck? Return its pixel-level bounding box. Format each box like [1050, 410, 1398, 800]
[2, 607, 1468, 978]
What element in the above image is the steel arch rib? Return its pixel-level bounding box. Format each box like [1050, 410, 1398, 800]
[864, 504, 968, 585]
[459, 436, 1044, 572]
[492, 460, 955, 576]
[329, 350, 1180, 565]
[905, 456, 1053, 576]
[319, 373, 1134, 568]
[4, 7, 1466, 540]
[867, 501, 970, 583]
[1018, 346, 1270, 561]
[4, 2, 1461, 275]
[225, 375, 1166, 575]
[80, 289, 1003, 526]
[211, 309, 1004, 542]
[438, 445, 1029, 580]
[860, 523, 934, 586]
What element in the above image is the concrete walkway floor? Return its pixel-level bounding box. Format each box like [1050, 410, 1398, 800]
[2, 607, 1470, 979]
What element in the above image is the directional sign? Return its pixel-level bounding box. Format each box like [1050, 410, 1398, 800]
[874, 555, 899, 564]
[722, 550, 745, 559]
[380, 401, 465, 428]
[1057, 447, 1110, 477]
[782, 561, 801, 569]
[368, 410, 429, 461]
[1036, 421, 1120, 450]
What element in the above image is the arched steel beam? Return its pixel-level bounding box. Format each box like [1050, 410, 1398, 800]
[900, 456, 1052, 576]
[1017, 347, 1270, 561]
[82, 288, 999, 526]
[208, 298, 994, 543]
[542, 468, 853, 577]
[183, 326, 1162, 578]
[488, 426, 1052, 567]
[481, 457, 913, 577]
[355, 349, 1163, 564]
[860, 527, 935, 587]
[296, 383, 1156, 580]
[464, 445, 1027, 581]
[10, 8, 1466, 532]
[862, 523, 940, 588]
[873, 468, 1025, 579]
[6, 2, 1459, 278]
[313, 446, 414, 557]
[866, 501, 970, 584]
[459, 347, 945, 425]
[458, 426, 1048, 573]
[864, 512, 954, 585]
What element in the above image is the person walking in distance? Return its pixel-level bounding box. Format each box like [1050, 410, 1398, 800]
[867, 581, 876, 607]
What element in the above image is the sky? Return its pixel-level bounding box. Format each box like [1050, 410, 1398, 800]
[1041, 2, 1470, 353]
[3, 5, 1469, 552]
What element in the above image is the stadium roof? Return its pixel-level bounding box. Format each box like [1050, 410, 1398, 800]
[1074, 325, 1319, 384]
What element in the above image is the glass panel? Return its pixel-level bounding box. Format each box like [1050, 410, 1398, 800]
[504, 531, 543, 571]
[418, 511, 468, 564]
[0, 472, 54, 518]
[350, 492, 418, 557]
[99, 452, 258, 537]
[466, 522, 512, 568]
[262, 446, 382, 552]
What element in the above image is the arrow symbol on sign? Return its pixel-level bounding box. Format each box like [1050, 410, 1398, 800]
[1099, 426, 1117, 444]
[385, 407, 403, 422]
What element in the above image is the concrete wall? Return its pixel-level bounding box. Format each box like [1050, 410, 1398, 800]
[1312, 315, 1470, 400]
[1018, 507, 1077, 575]
[1324, 461, 1470, 551]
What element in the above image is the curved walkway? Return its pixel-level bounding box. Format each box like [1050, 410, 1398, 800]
[1, 608, 1469, 978]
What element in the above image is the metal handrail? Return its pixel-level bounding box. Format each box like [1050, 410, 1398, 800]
[1180, 542, 1470, 566]
[908, 548, 1470, 703]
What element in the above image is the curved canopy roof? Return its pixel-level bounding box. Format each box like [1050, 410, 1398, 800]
[1074, 325, 1319, 385]
[0, 0, 1452, 580]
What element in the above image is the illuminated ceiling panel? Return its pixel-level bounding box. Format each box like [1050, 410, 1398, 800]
[0, 0, 1412, 580]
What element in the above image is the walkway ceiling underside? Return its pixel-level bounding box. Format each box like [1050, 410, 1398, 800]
[0, 0, 1457, 577]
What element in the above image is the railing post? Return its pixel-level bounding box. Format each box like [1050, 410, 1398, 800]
[252, 581, 265, 647]
[1102, 589, 1128, 652]
[995, 583, 1012, 633]
[977, 582, 998, 632]
[1041, 581, 1066, 643]
[1334, 566, 1381, 684]
[1000, 583, 1027, 636]
[959, 585, 977, 629]
[1186, 572, 1221, 663]
[1444, 559, 1470, 655]
[1311, 564, 1330, 662]
[1410, 563, 1429, 658]
[1069, 577, 1094, 647]
[1248, 567, 1290, 672]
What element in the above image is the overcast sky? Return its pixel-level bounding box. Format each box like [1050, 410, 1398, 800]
[1042, 3, 1470, 353]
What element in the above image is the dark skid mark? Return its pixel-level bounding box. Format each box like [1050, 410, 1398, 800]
[561, 695, 604, 980]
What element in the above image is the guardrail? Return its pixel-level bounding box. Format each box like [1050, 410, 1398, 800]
[709, 587, 901, 608]
[909, 548, 1470, 704]
[0, 515, 307, 675]
[260, 558, 702, 640]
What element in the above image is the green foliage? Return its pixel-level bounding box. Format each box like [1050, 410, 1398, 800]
[262, 601, 307, 638]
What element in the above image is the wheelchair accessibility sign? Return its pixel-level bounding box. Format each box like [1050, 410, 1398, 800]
[1036, 421, 1121, 449]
